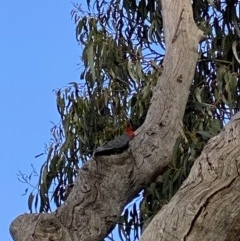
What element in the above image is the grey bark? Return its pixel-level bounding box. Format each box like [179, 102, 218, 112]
[10, 0, 205, 240]
[140, 112, 240, 241]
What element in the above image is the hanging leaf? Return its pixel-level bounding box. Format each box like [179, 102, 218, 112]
[27, 192, 34, 213]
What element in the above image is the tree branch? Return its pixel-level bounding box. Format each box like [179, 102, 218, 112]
[140, 112, 240, 241]
[10, 0, 203, 240]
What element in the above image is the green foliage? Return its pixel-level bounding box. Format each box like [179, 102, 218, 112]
[20, 0, 240, 240]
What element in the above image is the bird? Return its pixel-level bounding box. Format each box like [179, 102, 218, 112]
[93, 127, 135, 156]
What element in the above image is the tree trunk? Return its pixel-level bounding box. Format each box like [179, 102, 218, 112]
[140, 111, 240, 241]
[10, 0, 207, 240]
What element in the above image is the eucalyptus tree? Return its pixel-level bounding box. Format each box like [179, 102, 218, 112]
[11, 0, 240, 240]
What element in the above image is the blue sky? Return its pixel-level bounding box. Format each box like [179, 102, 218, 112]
[0, 1, 79, 240]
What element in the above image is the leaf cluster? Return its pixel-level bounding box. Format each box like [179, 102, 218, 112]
[24, 0, 240, 240]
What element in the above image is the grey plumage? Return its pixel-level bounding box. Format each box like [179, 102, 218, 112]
[93, 132, 134, 156]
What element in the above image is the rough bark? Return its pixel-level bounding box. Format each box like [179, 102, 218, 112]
[10, 0, 203, 240]
[140, 112, 240, 241]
